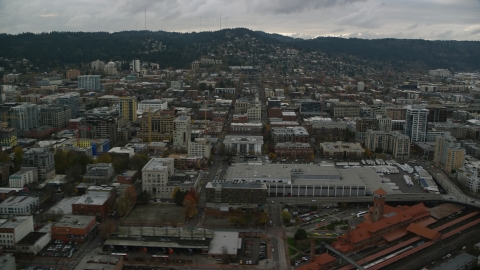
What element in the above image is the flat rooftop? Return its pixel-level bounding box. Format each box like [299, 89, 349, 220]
[0, 216, 31, 229]
[17, 232, 47, 245]
[53, 215, 95, 228]
[74, 195, 109, 205]
[0, 196, 38, 207]
[226, 164, 342, 183]
[142, 158, 172, 171]
[46, 196, 80, 215]
[74, 255, 122, 270]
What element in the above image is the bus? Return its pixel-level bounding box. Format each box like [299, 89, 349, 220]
[356, 211, 368, 218]
[111, 253, 128, 257]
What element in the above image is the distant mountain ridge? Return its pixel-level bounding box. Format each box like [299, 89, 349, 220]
[0, 28, 479, 71]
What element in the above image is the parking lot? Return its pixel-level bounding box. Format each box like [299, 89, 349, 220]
[38, 239, 79, 258]
[237, 238, 267, 265]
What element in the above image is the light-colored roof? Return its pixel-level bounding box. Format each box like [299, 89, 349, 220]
[73, 195, 109, 206]
[208, 231, 240, 255]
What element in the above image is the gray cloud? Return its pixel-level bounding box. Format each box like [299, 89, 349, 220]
[471, 29, 480, 36]
[407, 23, 419, 31]
[0, 0, 479, 41]
[247, 0, 366, 15]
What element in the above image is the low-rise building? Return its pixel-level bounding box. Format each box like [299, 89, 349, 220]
[205, 182, 267, 210]
[0, 216, 34, 250]
[83, 163, 115, 184]
[274, 142, 314, 159]
[116, 170, 139, 185]
[51, 215, 97, 243]
[305, 121, 347, 142]
[271, 126, 309, 144]
[0, 196, 39, 217]
[223, 135, 263, 155]
[320, 142, 365, 159]
[72, 195, 113, 220]
[16, 231, 50, 255]
[333, 102, 360, 118]
[142, 158, 175, 199]
[9, 167, 38, 188]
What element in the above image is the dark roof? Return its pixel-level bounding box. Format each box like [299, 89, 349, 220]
[17, 232, 47, 245]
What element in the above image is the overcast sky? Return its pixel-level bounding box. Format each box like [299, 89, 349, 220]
[1, 0, 479, 40]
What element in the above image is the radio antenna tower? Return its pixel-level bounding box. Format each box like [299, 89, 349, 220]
[220, 15, 222, 30]
[145, 6, 147, 30]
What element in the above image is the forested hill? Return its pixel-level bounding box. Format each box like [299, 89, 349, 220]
[0, 28, 479, 71]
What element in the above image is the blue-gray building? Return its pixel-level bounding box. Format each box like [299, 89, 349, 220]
[78, 75, 101, 91]
[56, 92, 80, 118]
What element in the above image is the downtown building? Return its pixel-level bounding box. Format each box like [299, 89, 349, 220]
[434, 133, 465, 173]
[78, 75, 101, 91]
[137, 109, 175, 142]
[365, 130, 410, 160]
[173, 115, 192, 153]
[404, 105, 429, 142]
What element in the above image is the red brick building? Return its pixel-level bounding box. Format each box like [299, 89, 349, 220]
[116, 170, 139, 185]
[72, 194, 113, 220]
[268, 107, 283, 118]
[232, 115, 248, 123]
[332, 188, 432, 253]
[282, 111, 297, 121]
[51, 215, 97, 243]
[274, 142, 314, 159]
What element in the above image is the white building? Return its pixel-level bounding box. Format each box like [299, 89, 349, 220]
[142, 158, 175, 199]
[104, 61, 118, 75]
[429, 69, 451, 77]
[0, 196, 39, 217]
[138, 99, 168, 112]
[173, 115, 192, 152]
[357, 82, 365, 91]
[108, 146, 135, 158]
[132, 59, 140, 73]
[223, 135, 263, 155]
[170, 80, 183, 90]
[188, 138, 211, 158]
[0, 216, 34, 250]
[404, 105, 429, 142]
[9, 167, 38, 188]
[247, 103, 262, 120]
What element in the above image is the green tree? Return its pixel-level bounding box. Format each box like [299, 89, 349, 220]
[0, 151, 11, 163]
[13, 146, 23, 170]
[137, 191, 151, 204]
[174, 189, 186, 206]
[257, 211, 269, 225]
[294, 228, 308, 241]
[281, 211, 291, 224]
[54, 149, 68, 174]
[99, 220, 117, 239]
[228, 216, 242, 227]
[96, 153, 112, 164]
[115, 196, 130, 216]
[130, 154, 150, 172]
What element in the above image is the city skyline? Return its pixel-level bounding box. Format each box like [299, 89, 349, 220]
[0, 0, 479, 40]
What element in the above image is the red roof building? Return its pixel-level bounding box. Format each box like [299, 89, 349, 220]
[296, 253, 336, 270]
[332, 188, 432, 252]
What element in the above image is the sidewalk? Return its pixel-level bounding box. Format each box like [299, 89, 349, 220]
[256, 259, 276, 269]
